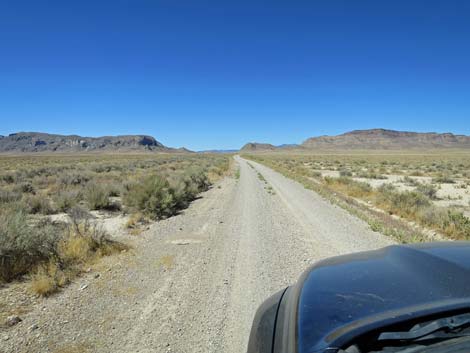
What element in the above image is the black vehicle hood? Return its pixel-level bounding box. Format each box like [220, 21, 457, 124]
[297, 242, 470, 353]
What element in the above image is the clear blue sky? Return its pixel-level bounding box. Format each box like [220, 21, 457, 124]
[1, 1, 469, 150]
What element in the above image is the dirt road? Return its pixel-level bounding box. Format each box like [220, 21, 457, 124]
[2, 156, 394, 353]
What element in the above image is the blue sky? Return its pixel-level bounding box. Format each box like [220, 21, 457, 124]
[1, 1, 469, 150]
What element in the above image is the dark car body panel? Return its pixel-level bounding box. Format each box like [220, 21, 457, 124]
[247, 242, 470, 353]
[247, 288, 286, 353]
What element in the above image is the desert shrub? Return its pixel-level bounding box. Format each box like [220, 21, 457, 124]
[417, 207, 448, 228]
[59, 172, 91, 186]
[339, 169, 352, 177]
[375, 186, 470, 239]
[433, 175, 455, 184]
[174, 168, 210, 203]
[26, 194, 55, 215]
[27, 218, 123, 295]
[107, 183, 122, 197]
[402, 176, 420, 186]
[84, 182, 111, 210]
[54, 191, 79, 212]
[442, 210, 470, 239]
[124, 169, 210, 219]
[0, 208, 60, 281]
[379, 190, 431, 217]
[0, 173, 16, 184]
[416, 183, 438, 200]
[124, 175, 177, 219]
[0, 202, 122, 289]
[0, 189, 21, 204]
[377, 183, 397, 194]
[15, 182, 35, 194]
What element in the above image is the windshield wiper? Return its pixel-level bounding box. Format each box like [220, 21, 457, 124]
[378, 313, 470, 342]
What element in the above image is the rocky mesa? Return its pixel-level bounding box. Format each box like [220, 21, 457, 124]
[0, 132, 189, 153]
[302, 129, 470, 150]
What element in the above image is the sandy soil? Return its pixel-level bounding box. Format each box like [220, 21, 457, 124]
[318, 169, 470, 210]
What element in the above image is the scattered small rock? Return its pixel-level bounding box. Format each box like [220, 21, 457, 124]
[94, 273, 101, 279]
[6, 315, 22, 327]
[29, 324, 39, 331]
[79, 284, 88, 291]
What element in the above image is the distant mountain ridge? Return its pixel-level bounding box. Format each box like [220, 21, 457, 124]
[302, 129, 470, 150]
[0, 132, 191, 153]
[240, 129, 470, 152]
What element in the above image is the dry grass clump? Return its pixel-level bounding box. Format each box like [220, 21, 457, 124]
[30, 261, 68, 296]
[0, 203, 125, 295]
[324, 178, 470, 240]
[324, 176, 373, 198]
[28, 217, 125, 296]
[376, 185, 431, 218]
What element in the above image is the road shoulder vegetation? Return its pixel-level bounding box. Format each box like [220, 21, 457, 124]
[0, 154, 230, 301]
[243, 152, 470, 243]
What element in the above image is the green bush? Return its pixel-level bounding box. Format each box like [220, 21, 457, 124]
[444, 211, 470, 239]
[0, 207, 60, 281]
[1, 174, 16, 184]
[26, 195, 55, 215]
[376, 186, 470, 240]
[124, 175, 177, 220]
[382, 190, 431, 217]
[433, 175, 455, 184]
[124, 169, 211, 220]
[54, 191, 79, 212]
[84, 182, 111, 210]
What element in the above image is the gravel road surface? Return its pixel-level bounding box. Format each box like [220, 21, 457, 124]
[1, 156, 394, 353]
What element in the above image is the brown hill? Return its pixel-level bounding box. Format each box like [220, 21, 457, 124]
[0, 132, 190, 153]
[302, 129, 470, 150]
[240, 142, 277, 152]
